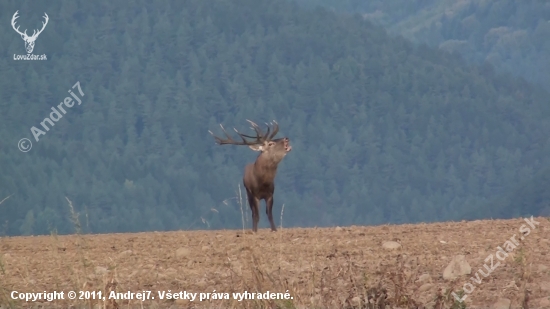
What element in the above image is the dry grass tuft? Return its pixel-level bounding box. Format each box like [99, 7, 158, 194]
[105, 275, 119, 309]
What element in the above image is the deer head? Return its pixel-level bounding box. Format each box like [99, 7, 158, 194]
[209, 120, 292, 164]
[11, 11, 49, 54]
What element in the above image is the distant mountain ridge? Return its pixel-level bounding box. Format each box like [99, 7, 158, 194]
[295, 0, 550, 92]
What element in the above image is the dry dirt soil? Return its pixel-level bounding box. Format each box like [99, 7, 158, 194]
[1, 217, 549, 309]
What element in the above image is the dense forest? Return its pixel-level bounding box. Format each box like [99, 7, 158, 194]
[1, 0, 550, 236]
[297, 0, 550, 92]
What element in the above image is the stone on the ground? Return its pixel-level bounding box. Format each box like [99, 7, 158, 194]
[382, 241, 401, 249]
[443, 255, 471, 280]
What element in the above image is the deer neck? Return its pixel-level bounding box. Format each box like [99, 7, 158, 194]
[253, 154, 278, 183]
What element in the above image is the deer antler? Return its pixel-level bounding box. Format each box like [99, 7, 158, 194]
[11, 11, 48, 39]
[30, 13, 49, 39]
[209, 123, 261, 146]
[244, 120, 279, 142]
[11, 11, 26, 37]
[209, 120, 279, 146]
[268, 120, 279, 140]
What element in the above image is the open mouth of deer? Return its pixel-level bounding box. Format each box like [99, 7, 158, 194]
[284, 138, 292, 152]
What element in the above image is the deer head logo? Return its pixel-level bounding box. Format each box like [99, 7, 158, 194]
[11, 11, 49, 54]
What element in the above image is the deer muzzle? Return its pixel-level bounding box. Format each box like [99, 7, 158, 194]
[284, 138, 292, 152]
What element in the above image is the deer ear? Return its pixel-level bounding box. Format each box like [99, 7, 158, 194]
[248, 144, 264, 152]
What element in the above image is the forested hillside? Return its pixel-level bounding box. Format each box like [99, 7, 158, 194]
[1, 0, 550, 236]
[464, 166, 550, 220]
[297, 0, 550, 91]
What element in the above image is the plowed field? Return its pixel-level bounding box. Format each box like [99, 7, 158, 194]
[1, 217, 549, 308]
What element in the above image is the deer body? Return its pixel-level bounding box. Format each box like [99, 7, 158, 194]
[210, 120, 291, 232]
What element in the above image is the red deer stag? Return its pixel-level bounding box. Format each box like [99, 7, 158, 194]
[209, 120, 292, 232]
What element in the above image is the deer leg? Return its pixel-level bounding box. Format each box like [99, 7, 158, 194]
[266, 196, 277, 232]
[247, 192, 260, 232]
